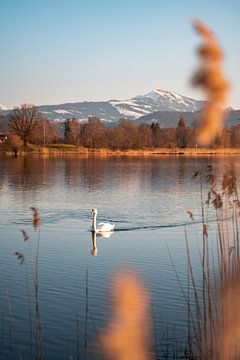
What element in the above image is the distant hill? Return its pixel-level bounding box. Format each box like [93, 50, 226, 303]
[134, 109, 240, 128]
[0, 89, 207, 123]
[0, 89, 239, 128]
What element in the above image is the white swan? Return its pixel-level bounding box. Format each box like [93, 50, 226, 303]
[91, 208, 115, 233]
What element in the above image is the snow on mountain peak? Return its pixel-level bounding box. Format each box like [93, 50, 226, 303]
[0, 104, 11, 111]
[145, 89, 190, 102]
[109, 89, 205, 118]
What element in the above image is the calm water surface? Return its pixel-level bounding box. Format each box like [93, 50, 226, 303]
[0, 156, 238, 359]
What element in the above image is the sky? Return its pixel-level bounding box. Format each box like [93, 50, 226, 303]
[1, 0, 239, 108]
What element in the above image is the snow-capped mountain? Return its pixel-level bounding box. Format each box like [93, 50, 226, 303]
[38, 101, 121, 123]
[110, 89, 205, 119]
[0, 89, 206, 122]
[1, 90, 240, 128]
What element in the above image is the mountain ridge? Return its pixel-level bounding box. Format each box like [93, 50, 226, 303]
[1, 89, 239, 127]
[0, 89, 207, 123]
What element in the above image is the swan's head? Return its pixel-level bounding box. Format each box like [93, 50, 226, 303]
[91, 208, 98, 215]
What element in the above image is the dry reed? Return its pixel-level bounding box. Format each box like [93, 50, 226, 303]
[214, 277, 240, 360]
[186, 166, 240, 359]
[30, 207, 41, 229]
[192, 20, 230, 146]
[13, 208, 43, 359]
[101, 272, 152, 360]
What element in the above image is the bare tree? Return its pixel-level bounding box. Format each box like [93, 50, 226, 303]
[64, 118, 80, 145]
[118, 119, 138, 149]
[137, 124, 152, 148]
[81, 117, 107, 148]
[109, 127, 127, 150]
[33, 119, 61, 146]
[0, 114, 7, 133]
[231, 126, 240, 147]
[8, 104, 43, 148]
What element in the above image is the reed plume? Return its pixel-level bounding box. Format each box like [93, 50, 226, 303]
[21, 229, 29, 241]
[214, 277, 240, 360]
[192, 19, 230, 145]
[14, 251, 24, 264]
[30, 207, 40, 229]
[101, 272, 151, 360]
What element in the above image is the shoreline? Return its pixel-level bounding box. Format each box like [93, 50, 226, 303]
[1, 147, 240, 157]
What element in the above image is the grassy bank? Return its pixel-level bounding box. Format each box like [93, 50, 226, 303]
[2, 145, 240, 157]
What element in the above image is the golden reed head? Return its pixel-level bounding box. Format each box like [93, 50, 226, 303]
[192, 19, 230, 146]
[101, 271, 152, 360]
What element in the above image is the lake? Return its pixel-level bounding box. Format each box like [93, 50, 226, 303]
[0, 156, 237, 359]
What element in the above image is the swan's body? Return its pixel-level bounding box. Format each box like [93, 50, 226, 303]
[91, 208, 115, 233]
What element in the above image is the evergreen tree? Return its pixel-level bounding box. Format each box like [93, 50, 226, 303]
[176, 115, 187, 148]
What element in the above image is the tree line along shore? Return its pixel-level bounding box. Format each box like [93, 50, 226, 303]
[1, 104, 240, 156]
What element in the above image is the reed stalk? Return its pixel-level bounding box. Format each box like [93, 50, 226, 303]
[183, 166, 240, 359]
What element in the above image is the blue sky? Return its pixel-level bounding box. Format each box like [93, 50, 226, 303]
[1, 0, 239, 107]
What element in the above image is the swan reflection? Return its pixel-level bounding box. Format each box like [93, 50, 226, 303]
[91, 231, 98, 256]
[90, 230, 114, 256]
[97, 231, 114, 238]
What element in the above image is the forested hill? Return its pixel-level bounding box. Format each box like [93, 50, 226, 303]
[134, 109, 240, 128]
[1, 108, 240, 131]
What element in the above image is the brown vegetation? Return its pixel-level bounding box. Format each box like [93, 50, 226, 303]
[33, 119, 60, 147]
[8, 104, 44, 148]
[183, 167, 240, 359]
[5, 134, 23, 156]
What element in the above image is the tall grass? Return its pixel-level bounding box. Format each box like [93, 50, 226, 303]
[182, 166, 240, 359]
[12, 207, 43, 360]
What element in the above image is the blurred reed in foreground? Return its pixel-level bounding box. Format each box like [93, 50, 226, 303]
[192, 20, 229, 146]
[216, 277, 240, 360]
[101, 272, 152, 360]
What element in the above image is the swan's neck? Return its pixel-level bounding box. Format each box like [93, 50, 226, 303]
[92, 212, 97, 232]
